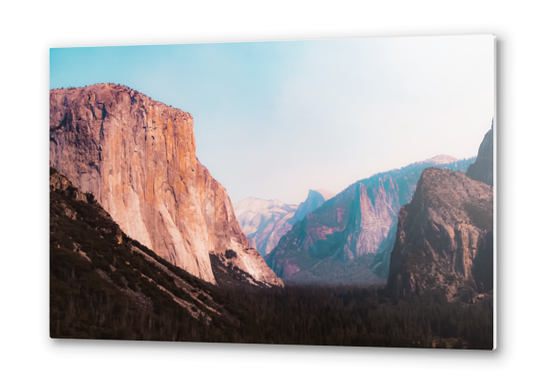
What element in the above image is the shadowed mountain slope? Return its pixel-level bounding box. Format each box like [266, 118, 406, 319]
[467, 122, 494, 186]
[386, 168, 493, 303]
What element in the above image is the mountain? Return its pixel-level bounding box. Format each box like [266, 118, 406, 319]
[416, 154, 459, 165]
[265, 156, 475, 284]
[233, 189, 335, 257]
[233, 197, 297, 256]
[467, 122, 494, 186]
[292, 189, 336, 223]
[50, 168, 240, 339]
[50, 167, 492, 347]
[234, 197, 298, 237]
[386, 168, 493, 302]
[50, 84, 282, 287]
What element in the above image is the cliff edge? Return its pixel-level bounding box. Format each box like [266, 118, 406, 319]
[50, 83, 282, 287]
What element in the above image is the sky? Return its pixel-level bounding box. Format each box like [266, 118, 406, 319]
[50, 35, 495, 205]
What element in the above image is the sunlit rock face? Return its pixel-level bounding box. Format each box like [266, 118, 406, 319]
[50, 83, 282, 287]
[386, 168, 493, 302]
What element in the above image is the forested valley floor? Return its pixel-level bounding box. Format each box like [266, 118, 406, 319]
[52, 251, 493, 350]
[50, 167, 492, 349]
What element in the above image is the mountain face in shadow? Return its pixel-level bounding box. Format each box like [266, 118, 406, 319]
[265, 157, 475, 284]
[386, 168, 493, 303]
[387, 121, 494, 302]
[292, 189, 336, 223]
[50, 84, 281, 287]
[466, 122, 494, 186]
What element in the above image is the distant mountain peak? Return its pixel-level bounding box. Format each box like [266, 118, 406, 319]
[233, 190, 335, 258]
[418, 154, 459, 165]
[292, 189, 335, 223]
[311, 189, 336, 201]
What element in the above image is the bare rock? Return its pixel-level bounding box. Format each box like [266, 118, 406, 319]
[386, 167, 493, 302]
[266, 157, 475, 283]
[50, 84, 282, 287]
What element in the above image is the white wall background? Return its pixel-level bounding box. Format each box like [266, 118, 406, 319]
[1, 0, 539, 382]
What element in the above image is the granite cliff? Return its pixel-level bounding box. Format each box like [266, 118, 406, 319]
[50, 83, 282, 287]
[386, 168, 493, 302]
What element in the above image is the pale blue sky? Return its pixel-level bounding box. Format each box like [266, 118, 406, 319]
[50, 35, 494, 204]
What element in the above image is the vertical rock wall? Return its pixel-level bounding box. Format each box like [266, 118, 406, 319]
[50, 83, 282, 287]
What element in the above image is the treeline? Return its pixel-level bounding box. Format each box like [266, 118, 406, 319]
[50, 169, 492, 349]
[51, 236, 493, 348]
[51, 244, 493, 348]
[215, 285, 493, 349]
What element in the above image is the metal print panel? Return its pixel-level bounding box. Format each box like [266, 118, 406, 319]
[49, 35, 495, 349]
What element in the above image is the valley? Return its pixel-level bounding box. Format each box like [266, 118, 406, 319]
[49, 83, 494, 349]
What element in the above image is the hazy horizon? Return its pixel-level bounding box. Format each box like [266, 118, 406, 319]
[51, 35, 494, 205]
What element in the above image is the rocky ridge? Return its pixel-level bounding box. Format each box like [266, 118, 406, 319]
[266, 156, 475, 284]
[386, 168, 493, 302]
[50, 83, 282, 287]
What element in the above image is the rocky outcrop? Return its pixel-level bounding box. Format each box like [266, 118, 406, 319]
[386, 168, 493, 302]
[233, 190, 335, 258]
[50, 83, 282, 287]
[266, 157, 475, 284]
[466, 122, 494, 186]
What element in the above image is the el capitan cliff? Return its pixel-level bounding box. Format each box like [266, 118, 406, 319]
[50, 83, 282, 287]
